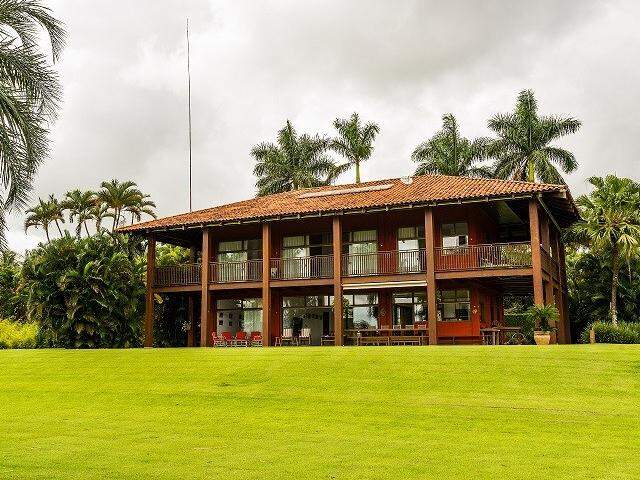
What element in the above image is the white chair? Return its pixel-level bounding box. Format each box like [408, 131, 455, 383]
[299, 327, 311, 346]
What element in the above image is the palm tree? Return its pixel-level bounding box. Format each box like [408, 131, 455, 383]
[487, 90, 581, 184]
[0, 1, 65, 249]
[331, 113, 380, 184]
[64, 190, 95, 237]
[252, 120, 339, 196]
[24, 198, 54, 242]
[570, 175, 640, 325]
[412, 114, 492, 177]
[91, 201, 110, 233]
[127, 193, 157, 225]
[45, 194, 64, 237]
[97, 180, 144, 231]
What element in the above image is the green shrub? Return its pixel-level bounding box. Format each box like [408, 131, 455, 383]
[0, 251, 27, 320]
[0, 319, 38, 349]
[21, 233, 146, 348]
[580, 321, 640, 344]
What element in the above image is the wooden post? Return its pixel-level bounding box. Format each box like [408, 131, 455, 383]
[424, 207, 438, 345]
[332, 216, 343, 346]
[200, 228, 211, 346]
[556, 235, 571, 343]
[144, 234, 156, 347]
[187, 246, 196, 347]
[529, 199, 544, 307]
[262, 222, 272, 346]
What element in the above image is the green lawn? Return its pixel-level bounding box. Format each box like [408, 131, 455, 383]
[1, 346, 639, 479]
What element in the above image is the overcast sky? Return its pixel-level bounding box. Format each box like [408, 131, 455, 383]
[7, 0, 640, 250]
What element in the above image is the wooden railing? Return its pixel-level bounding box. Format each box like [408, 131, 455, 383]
[154, 264, 201, 287]
[434, 242, 532, 272]
[210, 260, 263, 283]
[342, 250, 426, 277]
[270, 255, 333, 280]
[540, 249, 560, 280]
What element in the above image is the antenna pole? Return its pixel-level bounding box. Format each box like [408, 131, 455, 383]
[186, 18, 192, 212]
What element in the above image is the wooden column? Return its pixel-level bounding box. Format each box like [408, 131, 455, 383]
[187, 246, 196, 347]
[261, 222, 272, 346]
[200, 228, 212, 346]
[424, 207, 438, 345]
[557, 236, 571, 343]
[144, 234, 156, 347]
[332, 216, 343, 346]
[529, 199, 544, 307]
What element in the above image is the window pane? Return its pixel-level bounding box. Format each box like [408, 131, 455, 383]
[242, 298, 262, 309]
[218, 240, 244, 252]
[354, 293, 378, 305]
[443, 303, 456, 319]
[283, 236, 306, 247]
[398, 239, 419, 251]
[283, 247, 308, 258]
[441, 290, 456, 301]
[217, 251, 247, 263]
[282, 296, 305, 308]
[241, 309, 262, 333]
[441, 223, 455, 237]
[351, 230, 376, 242]
[456, 289, 470, 301]
[455, 222, 468, 235]
[456, 303, 470, 320]
[398, 227, 416, 240]
[392, 293, 413, 304]
[247, 238, 262, 250]
[414, 304, 427, 323]
[217, 299, 242, 310]
[351, 306, 378, 329]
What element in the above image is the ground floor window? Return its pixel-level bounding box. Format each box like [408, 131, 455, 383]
[437, 289, 470, 321]
[392, 291, 427, 327]
[344, 293, 379, 329]
[282, 295, 333, 341]
[216, 298, 263, 334]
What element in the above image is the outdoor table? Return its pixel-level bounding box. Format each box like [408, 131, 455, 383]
[480, 327, 500, 345]
[495, 326, 523, 345]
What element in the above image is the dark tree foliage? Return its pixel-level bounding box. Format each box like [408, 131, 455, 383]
[21, 233, 145, 348]
[0, 250, 26, 320]
[567, 248, 640, 342]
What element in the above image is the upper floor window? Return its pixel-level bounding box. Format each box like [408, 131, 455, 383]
[441, 222, 468, 248]
[282, 234, 332, 258]
[343, 230, 377, 275]
[397, 226, 425, 251]
[217, 239, 262, 262]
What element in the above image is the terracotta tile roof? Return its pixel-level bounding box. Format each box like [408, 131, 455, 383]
[119, 174, 575, 233]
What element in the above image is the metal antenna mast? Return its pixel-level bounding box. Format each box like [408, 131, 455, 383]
[186, 18, 192, 212]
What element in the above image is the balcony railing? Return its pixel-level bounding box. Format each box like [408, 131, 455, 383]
[434, 242, 532, 272]
[342, 250, 427, 277]
[153, 243, 536, 287]
[210, 260, 263, 283]
[270, 255, 333, 280]
[154, 263, 201, 287]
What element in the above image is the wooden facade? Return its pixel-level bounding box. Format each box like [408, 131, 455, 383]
[141, 195, 572, 347]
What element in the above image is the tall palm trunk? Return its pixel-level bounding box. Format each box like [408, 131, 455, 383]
[355, 159, 361, 183]
[54, 220, 63, 236]
[84, 222, 90, 237]
[610, 246, 620, 326]
[527, 158, 535, 182]
[44, 225, 50, 243]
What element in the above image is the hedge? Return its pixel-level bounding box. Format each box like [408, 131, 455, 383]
[580, 321, 640, 344]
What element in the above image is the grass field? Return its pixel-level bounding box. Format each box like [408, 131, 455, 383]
[1, 345, 639, 479]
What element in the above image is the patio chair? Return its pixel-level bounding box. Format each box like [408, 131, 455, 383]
[211, 332, 227, 347]
[298, 327, 311, 346]
[250, 331, 263, 347]
[234, 331, 249, 347]
[275, 328, 296, 346]
[221, 331, 233, 346]
[321, 333, 335, 346]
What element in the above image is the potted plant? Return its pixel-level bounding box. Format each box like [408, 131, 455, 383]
[527, 304, 559, 345]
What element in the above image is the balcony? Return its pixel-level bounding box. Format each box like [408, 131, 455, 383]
[270, 255, 333, 280]
[153, 242, 534, 287]
[342, 250, 426, 277]
[154, 263, 201, 287]
[434, 242, 532, 272]
[210, 260, 263, 283]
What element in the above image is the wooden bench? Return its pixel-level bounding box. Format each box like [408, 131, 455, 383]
[438, 335, 483, 345]
[358, 336, 390, 346]
[390, 336, 421, 346]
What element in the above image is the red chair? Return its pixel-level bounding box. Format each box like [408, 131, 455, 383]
[250, 331, 263, 347]
[234, 331, 249, 347]
[211, 332, 227, 347]
[221, 331, 233, 346]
